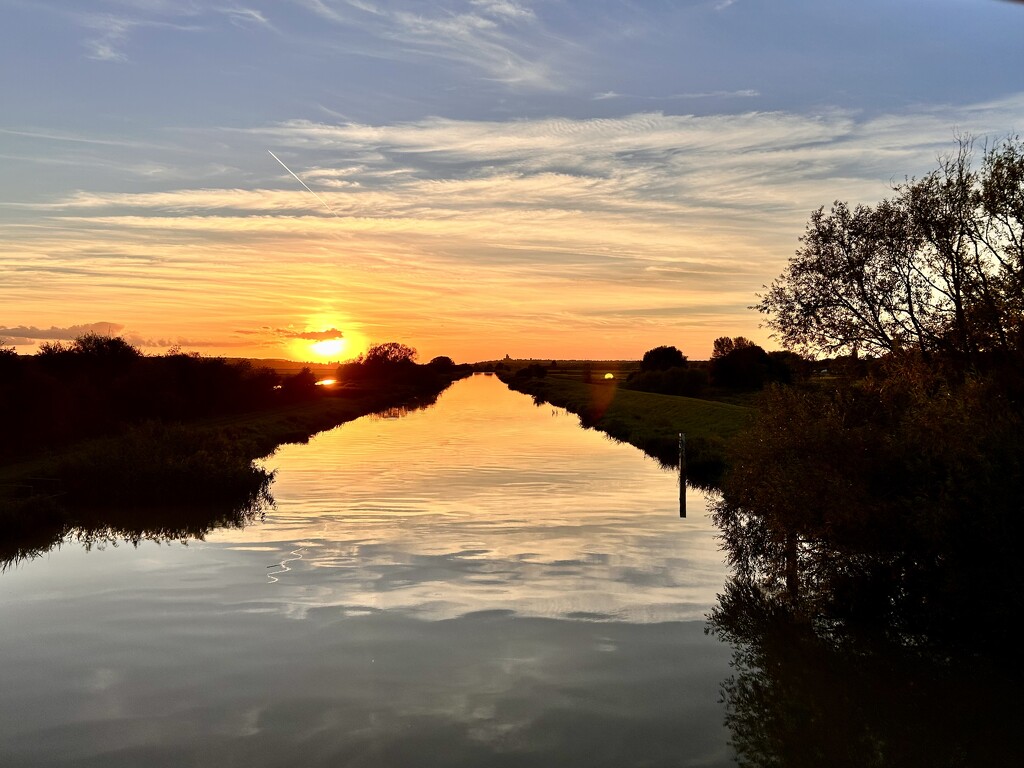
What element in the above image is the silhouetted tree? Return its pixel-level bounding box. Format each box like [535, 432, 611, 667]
[715, 139, 1024, 662]
[639, 345, 687, 371]
[710, 343, 771, 389]
[0, 345, 16, 380]
[766, 350, 807, 384]
[711, 336, 755, 359]
[69, 333, 141, 363]
[757, 136, 1024, 362]
[712, 337, 734, 359]
[428, 355, 455, 370]
[339, 342, 421, 382]
[364, 342, 417, 366]
[36, 341, 67, 356]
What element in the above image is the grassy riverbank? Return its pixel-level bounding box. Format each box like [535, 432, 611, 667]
[498, 368, 753, 486]
[0, 374, 466, 561]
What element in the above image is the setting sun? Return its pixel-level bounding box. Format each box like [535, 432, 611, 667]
[310, 338, 346, 359]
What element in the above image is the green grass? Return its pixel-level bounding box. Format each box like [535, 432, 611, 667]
[0, 375, 466, 565]
[501, 371, 754, 486]
[0, 375, 462, 519]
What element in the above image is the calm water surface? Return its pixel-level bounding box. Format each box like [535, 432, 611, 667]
[0, 374, 735, 767]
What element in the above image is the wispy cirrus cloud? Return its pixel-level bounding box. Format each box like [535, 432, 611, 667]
[25, 1, 273, 62]
[0, 127, 165, 149]
[31, 95, 1024, 250]
[219, 6, 274, 29]
[78, 10, 206, 62]
[7, 94, 1024, 359]
[593, 89, 759, 101]
[290, 0, 559, 89]
[82, 14, 134, 61]
[470, 0, 535, 20]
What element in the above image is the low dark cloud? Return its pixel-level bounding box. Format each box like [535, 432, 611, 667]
[291, 328, 344, 341]
[0, 322, 124, 344]
[236, 327, 345, 341]
[126, 335, 249, 350]
[0, 325, 248, 351]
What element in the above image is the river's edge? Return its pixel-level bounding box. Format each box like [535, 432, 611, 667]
[0, 373, 469, 521]
[497, 372, 753, 487]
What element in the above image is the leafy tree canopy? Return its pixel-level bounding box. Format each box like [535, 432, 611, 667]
[362, 342, 417, 366]
[639, 345, 687, 371]
[757, 136, 1024, 362]
[428, 355, 455, 369]
[711, 336, 755, 359]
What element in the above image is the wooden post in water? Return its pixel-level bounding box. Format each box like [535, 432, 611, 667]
[678, 432, 687, 518]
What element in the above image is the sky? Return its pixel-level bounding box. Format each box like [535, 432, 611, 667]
[1, 0, 1023, 362]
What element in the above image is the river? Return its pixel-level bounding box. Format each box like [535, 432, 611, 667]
[0, 373, 735, 766]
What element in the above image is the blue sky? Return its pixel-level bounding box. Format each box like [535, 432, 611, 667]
[2, 0, 1023, 360]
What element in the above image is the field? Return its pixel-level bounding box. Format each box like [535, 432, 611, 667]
[495, 361, 754, 486]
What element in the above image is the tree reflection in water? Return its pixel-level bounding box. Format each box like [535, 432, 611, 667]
[1, 483, 271, 569]
[703, 358, 1024, 765]
[708, 569, 1023, 767]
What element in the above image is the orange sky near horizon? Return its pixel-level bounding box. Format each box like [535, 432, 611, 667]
[5, 98, 1024, 365]
[10, 104, 1024, 364]
[3, 3, 1023, 364]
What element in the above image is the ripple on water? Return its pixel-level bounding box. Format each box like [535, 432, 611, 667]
[0, 375, 735, 767]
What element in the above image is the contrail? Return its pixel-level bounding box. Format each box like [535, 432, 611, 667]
[268, 150, 341, 218]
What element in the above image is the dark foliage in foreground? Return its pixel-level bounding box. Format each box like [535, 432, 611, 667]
[715, 359, 1024, 659]
[722, 135, 1024, 661]
[52, 421, 275, 509]
[708, 579, 1023, 768]
[710, 138, 1024, 762]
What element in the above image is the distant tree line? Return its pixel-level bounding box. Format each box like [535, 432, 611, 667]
[337, 342, 470, 386]
[619, 341, 806, 396]
[0, 335, 286, 458]
[0, 336, 473, 554]
[496, 341, 809, 395]
[0, 335, 469, 462]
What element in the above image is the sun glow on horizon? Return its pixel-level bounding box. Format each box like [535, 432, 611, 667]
[310, 338, 347, 359]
